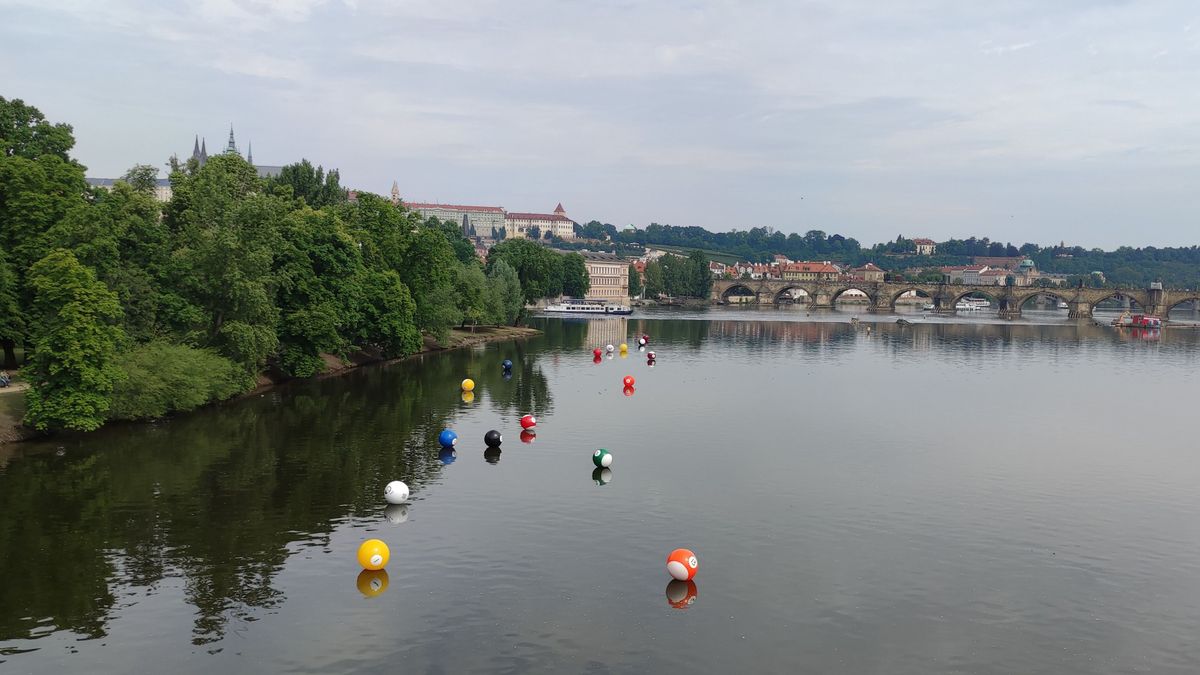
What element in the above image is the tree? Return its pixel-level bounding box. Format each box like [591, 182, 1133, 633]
[0, 97, 77, 161]
[643, 259, 664, 298]
[530, 226, 541, 240]
[487, 259, 524, 325]
[48, 180, 168, 342]
[454, 264, 488, 330]
[0, 247, 23, 367]
[163, 154, 282, 371]
[486, 239, 566, 302]
[121, 164, 160, 193]
[628, 264, 643, 299]
[23, 250, 125, 432]
[0, 100, 88, 367]
[561, 252, 590, 298]
[395, 228, 460, 344]
[687, 249, 712, 298]
[267, 159, 347, 207]
[272, 207, 362, 377]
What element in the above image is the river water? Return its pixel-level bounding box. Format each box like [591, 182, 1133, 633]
[2, 309, 1199, 674]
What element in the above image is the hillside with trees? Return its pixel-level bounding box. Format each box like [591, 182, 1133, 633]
[0, 97, 586, 433]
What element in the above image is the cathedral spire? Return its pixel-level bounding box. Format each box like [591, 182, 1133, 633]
[247, 141, 253, 165]
[200, 138, 208, 164]
[391, 180, 400, 205]
[192, 135, 200, 161]
[225, 125, 238, 155]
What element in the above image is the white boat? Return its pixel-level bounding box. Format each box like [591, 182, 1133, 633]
[1057, 300, 1069, 310]
[922, 303, 936, 311]
[955, 298, 990, 311]
[542, 299, 632, 316]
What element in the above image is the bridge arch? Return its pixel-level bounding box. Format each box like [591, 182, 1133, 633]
[1015, 289, 1072, 310]
[1091, 291, 1146, 313]
[831, 286, 877, 306]
[720, 283, 759, 303]
[948, 287, 1004, 309]
[773, 285, 815, 305]
[1166, 296, 1200, 314]
[885, 286, 936, 308]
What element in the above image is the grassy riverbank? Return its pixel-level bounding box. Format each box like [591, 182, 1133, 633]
[0, 325, 541, 445]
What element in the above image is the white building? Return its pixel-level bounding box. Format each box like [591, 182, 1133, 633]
[581, 251, 629, 303]
[505, 204, 575, 240]
[404, 201, 507, 239]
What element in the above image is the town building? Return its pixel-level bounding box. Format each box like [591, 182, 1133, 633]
[581, 251, 630, 303]
[401, 192, 508, 239]
[85, 177, 174, 202]
[913, 238, 937, 255]
[504, 204, 575, 240]
[782, 261, 841, 282]
[849, 263, 885, 282]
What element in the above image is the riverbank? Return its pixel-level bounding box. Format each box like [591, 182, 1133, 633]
[0, 325, 541, 446]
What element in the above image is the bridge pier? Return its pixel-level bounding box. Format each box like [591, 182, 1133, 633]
[867, 298, 893, 313]
[1067, 300, 1092, 319]
[812, 291, 834, 310]
[997, 296, 1021, 319]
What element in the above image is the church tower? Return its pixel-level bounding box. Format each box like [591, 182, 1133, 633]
[247, 141, 253, 166]
[554, 203, 566, 216]
[391, 181, 400, 205]
[200, 138, 208, 164]
[225, 125, 238, 155]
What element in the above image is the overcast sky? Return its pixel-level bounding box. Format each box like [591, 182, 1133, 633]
[2, 0, 1198, 248]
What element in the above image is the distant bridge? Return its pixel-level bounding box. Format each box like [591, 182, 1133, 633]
[710, 279, 1199, 319]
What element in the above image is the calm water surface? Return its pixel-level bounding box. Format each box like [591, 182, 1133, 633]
[2, 310, 1200, 674]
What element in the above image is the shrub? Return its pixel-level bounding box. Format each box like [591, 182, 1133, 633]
[108, 342, 253, 420]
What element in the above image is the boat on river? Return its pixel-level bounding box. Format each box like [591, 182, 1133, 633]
[1111, 311, 1162, 328]
[541, 299, 632, 316]
[955, 298, 991, 311]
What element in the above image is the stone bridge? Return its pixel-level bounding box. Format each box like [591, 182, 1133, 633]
[710, 279, 1199, 320]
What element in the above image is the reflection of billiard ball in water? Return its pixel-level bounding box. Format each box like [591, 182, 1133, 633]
[484, 447, 502, 464]
[592, 467, 613, 485]
[384, 504, 409, 524]
[357, 569, 390, 598]
[439, 447, 457, 465]
[520, 430, 536, 444]
[665, 580, 697, 609]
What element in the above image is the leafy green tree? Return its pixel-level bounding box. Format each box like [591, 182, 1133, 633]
[0, 97, 77, 160]
[427, 216, 478, 264]
[353, 269, 421, 357]
[24, 250, 125, 431]
[120, 164, 160, 193]
[486, 239, 565, 302]
[643, 259, 664, 298]
[396, 227, 460, 344]
[0, 99, 88, 367]
[487, 259, 524, 325]
[267, 159, 346, 207]
[455, 263, 489, 330]
[272, 208, 361, 376]
[628, 263, 643, 298]
[687, 249, 712, 298]
[48, 180, 167, 341]
[0, 247, 24, 365]
[561, 252, 590, 298]
[163, 154, 282, 371]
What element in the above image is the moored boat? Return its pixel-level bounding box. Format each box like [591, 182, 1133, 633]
[541, 299, 633, 316]
[1111, 311, 1162, 328]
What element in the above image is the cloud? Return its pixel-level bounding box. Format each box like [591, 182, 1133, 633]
[4, 0, 1200, 246]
